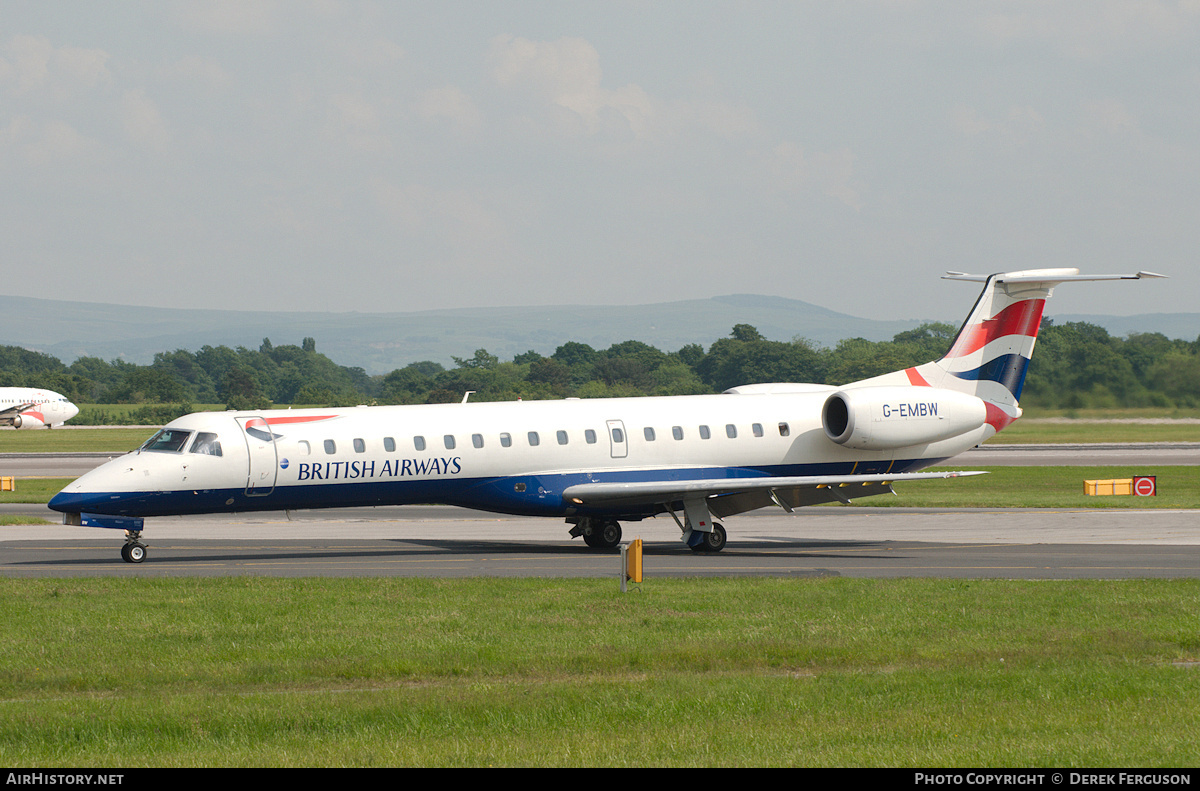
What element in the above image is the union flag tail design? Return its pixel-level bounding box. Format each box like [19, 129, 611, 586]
[856, 268, 1165, 436]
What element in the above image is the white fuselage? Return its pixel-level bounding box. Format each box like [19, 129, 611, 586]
[49, 389, 989, 519]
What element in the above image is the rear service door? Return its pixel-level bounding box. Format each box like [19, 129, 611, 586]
[236, 416, 279, 496]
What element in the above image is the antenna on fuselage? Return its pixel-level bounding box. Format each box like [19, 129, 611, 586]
[461, 391, 475, 403]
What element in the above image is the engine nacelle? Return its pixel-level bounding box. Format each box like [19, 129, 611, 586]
[12, 413, 47, 430]
[822, 386, 988, 450]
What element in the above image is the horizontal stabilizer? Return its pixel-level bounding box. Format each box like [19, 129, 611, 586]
[943, 269, 1167, 284]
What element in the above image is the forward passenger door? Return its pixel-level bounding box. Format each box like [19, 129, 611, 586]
[235, 416, 278, 497]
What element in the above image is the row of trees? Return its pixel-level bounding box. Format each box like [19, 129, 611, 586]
[2, 321, 1199, 420]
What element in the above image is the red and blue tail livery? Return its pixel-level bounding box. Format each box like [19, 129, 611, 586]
[49, 268, 1164, 563]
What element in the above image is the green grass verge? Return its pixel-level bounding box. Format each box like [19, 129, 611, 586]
[987, 421, 1200, 444]
[0, 478, 74, 505]
[1, 577, 1197, 766]
[876, 466, 1199, 509]
[0, 428, 154, 453]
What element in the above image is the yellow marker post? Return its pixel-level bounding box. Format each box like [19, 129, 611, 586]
[620, 539, 643, 592]
[0, 477, 14, 492]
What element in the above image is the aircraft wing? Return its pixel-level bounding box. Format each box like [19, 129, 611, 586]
[0, 402, 37, 422]
[561, 470, 987, 518]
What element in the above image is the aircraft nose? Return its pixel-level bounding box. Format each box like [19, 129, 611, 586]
[66, 402, 80, 420]
[47, 489, 77, 513]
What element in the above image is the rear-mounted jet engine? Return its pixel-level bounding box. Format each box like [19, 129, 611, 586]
[822, 386, 989, 450]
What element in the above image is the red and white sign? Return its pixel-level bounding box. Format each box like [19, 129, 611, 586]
[1133, 476, 1157, 497]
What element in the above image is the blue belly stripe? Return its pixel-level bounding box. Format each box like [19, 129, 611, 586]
[48, 457, 949, 520]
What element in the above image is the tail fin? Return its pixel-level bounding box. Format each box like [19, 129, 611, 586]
[860, 268, 1165, 433]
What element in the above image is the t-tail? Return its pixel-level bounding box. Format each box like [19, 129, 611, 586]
[847, 268, 1166, 437]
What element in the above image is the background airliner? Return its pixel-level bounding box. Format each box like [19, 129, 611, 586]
[0, 387, 79, 429]
[50, 268, 1163, 563]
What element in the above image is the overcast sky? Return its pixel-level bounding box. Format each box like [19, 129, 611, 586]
[2, 1, 1195, 325]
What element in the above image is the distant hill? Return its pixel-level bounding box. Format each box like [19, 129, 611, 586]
[1, 294, 1195, 375]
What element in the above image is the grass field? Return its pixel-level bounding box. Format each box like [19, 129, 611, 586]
[1, 577, 1197, 767]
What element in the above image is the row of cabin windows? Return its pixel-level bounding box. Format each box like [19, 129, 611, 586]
[294, 422, 791, 456]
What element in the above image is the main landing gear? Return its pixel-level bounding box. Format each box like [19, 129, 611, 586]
[121, 530, 147, 563]
[688, 522, 727, 553]
[570, 517, 623, 549]
[568, 512, 729, 553]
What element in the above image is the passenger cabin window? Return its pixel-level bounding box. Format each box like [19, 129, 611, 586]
[324, 439, 336, 454]
[699, 425, 711, 440]
[414, 436, 426, 451]
[384, 437, 396, 452]
[726, 424, 737, 439]
[528, 431, 540, 446]
[298, 440, 311, 455]
[778, 423, 790, 437]
[672, 426, 683, 440]
[141, 429, 192, 453]
[190, 432, 222, 457]
[444, 435, 456, 450]
[353, 438, 366, 453]
[585, 429, 597, 444]
[752, 423, 764, 438]
[472, 434, 484, 449]
[557, 430, 568, 445]
[644, 427, 656, 441]
[500, 433, 512, 448]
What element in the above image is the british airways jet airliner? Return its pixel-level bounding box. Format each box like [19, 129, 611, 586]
[0, 388, 79, 429]
[50, 269, 1163, 563]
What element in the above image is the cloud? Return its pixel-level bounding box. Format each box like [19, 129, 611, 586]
[949, 104, 1045, 143]
[0, 35, 110, 97]
[121, 88, 171, 152]
[488, 34, 655, 138]
[173, 0, 282, 37]
[415, 86, 482, 135]
[325, 92, 391, 154]
[767, 141, 863, 210]
[979, 1, 1200, 58]
[0, 115, 103, 168]
[162, 56, 233, 90]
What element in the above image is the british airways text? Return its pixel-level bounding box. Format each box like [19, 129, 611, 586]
[295, 457, 463, 481]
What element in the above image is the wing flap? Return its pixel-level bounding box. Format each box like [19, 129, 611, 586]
[561, 470, 986, 513]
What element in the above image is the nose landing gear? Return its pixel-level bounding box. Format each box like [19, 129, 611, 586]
[121, 531, 147, 563]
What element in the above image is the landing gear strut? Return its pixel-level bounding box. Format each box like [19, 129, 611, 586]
[669, 497, 729, 553]
[120, 530, 147, 563]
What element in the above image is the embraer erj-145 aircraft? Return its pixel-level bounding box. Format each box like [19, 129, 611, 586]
[50, 268, 1163, 563]
[0, 388, 79, 429]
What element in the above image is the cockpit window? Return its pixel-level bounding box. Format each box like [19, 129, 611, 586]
[140, 429, 192, 453]
[190, 432, 223, 457]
